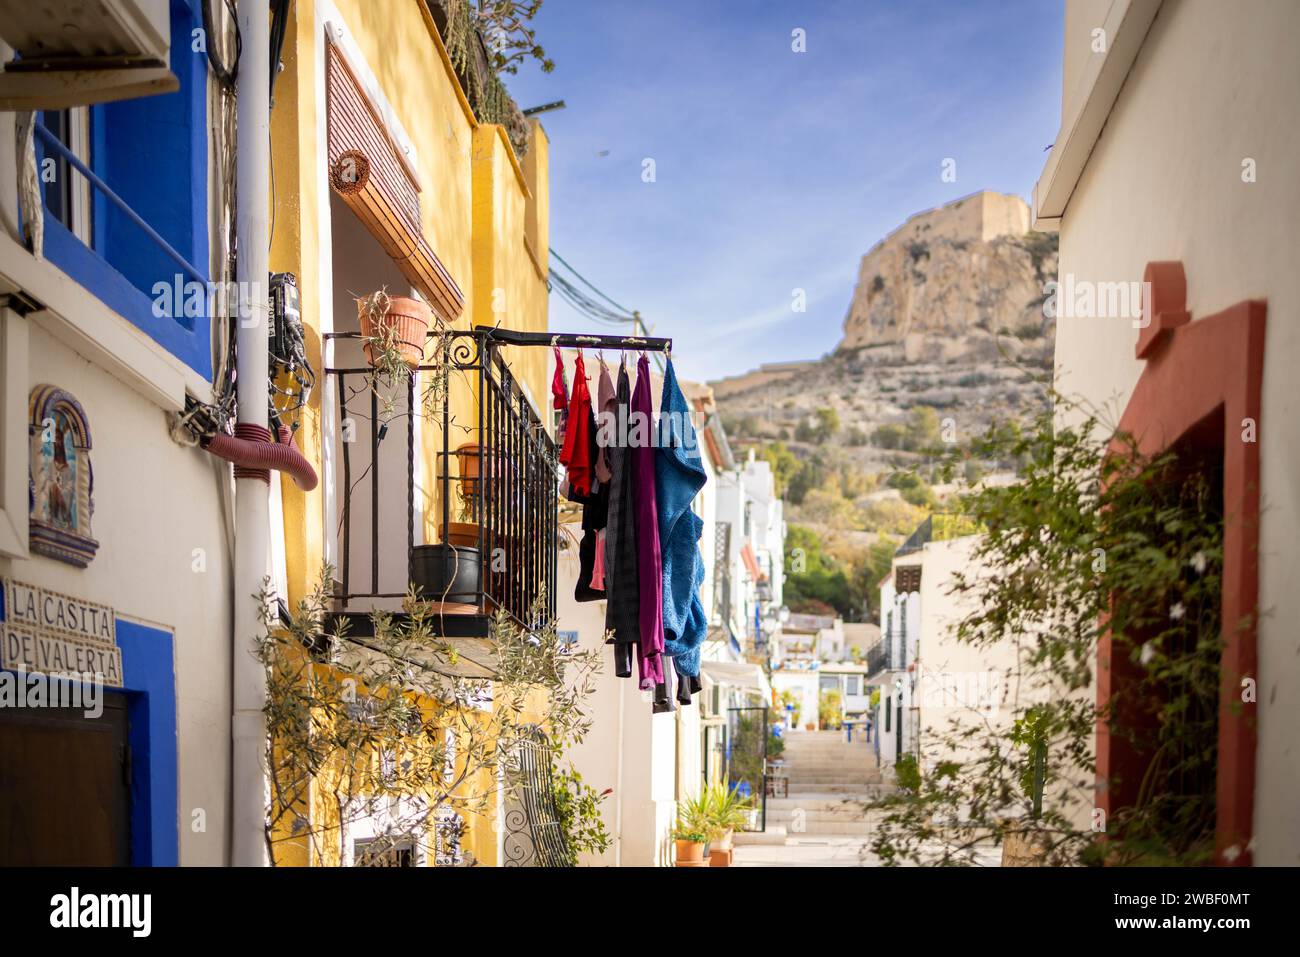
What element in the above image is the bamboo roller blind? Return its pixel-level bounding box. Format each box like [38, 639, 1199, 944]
[326, 40, 465, 324]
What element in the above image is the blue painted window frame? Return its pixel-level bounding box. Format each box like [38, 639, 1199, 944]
[36, 0, 212, 382]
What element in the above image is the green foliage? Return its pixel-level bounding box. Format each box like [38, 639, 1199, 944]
[871, 407, 942, 454]
[702, 782, 753, 840]
[815, 407, 840, 439]
[868, 396, 1227, 866]
[727, 713, 769, 802]
[777, 689, 801, 726]
[257, 567, 603, 866]
[887, 470, 937, 508]
[855, 498, 928, 536]
[786, 455, 825, 505]
[871, 423, 907, 450]
[1011, 707, 1050, 814]
[785, 524, 853, 616]
[906, 406, 941, 450]
[819, 689, 843, 730]
[931, 512, 981, 541]
[672, 791, 712, 844]
[894, 753, 921, 792]
[767, 730, 786, 759]
[759, 441, 799, 496]
[551, 764, 612, 865]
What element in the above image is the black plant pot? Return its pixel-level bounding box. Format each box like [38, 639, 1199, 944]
[411, 544, 481, 604]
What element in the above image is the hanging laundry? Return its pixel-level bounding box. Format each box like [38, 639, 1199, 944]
[653, 654, 677, 714]
[585, 357, 616, 595]
[602, 358, 639, 678]
[574, 388, 608, 603]
[559, 351, 594, 500]
[590, 528, 607, 591]
[594, 358, 615, 485]
[551, 345, 569, 443]
[552, 346, 571, 500]
[631, 353, 664, 691]
[654, 359, 710, 691]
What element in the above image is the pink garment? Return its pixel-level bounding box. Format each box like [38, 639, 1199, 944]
[590, 528, 607, 591]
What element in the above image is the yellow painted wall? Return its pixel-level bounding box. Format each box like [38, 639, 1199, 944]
[268, 0, 553, 865]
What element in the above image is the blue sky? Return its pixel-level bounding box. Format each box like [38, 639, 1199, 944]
[505, 0, 1065, 383]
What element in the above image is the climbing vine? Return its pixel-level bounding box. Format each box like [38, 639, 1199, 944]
[869, 395, 1232, 866]
[441, 0, 538, 158]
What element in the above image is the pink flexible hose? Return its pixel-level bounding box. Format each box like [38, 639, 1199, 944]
[202, 423, 319, 492]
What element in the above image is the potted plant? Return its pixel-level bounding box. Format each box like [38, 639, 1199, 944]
[672, 793, 711, 867]
[439, 442, 494, 547]
[704, 782, 752, 867]
[357, 289, 430, 369]
[410, 542, 480, 605]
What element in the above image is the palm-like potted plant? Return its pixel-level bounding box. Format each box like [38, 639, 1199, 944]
[672, 793, 711, 867]
[704, 782, 752, 867]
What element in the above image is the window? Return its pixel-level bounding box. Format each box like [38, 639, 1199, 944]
[36, 109, 91, 241]
[884, 697, 892, 732]
[353, 838, 415, 867]
[845, 676, 862, 697]
[819, 675, 838, 692]
[35, 0, 213, 380]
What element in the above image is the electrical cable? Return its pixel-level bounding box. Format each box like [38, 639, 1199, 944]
[202, 0, 241, 90]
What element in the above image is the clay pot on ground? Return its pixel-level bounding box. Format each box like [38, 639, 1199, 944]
[674, 840, 707, 867]
[357, 294, 430, 368]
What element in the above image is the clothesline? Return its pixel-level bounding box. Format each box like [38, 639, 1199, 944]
[487, 328, 672, 354]
[555, 348, 709, 717]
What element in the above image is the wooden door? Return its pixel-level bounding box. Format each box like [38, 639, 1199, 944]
[0, 689, 131, 865]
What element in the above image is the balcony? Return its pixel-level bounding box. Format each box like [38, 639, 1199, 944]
[323, 327, 558, 675]
[864, 638, 903, 678]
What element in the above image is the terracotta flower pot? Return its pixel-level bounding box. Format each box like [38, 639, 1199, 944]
[455, 443, 484, 482]
[439, 522, 483, 549]
[674, 840, 706, 866]
[357, 294, 430, 368]
[709, 846, 733, 867]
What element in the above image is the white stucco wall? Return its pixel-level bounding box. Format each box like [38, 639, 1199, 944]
[557, 527, 684, 866]
[912, 537, 1022, 768]
[1051, 0, 1300, 863]
[1, 324, 234, 865]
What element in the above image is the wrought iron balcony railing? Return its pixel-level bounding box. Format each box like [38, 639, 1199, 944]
[324, 328, 558, 648]
[865, 637, 903, 678]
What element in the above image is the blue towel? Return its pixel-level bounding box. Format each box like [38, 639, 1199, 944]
[655, 360, 708, 678]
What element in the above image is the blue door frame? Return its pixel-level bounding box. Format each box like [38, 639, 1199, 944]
[0, 595, 178, 866]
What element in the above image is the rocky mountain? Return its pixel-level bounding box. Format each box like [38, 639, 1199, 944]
[839, 190, 1054, 355]
[709, 191, 1057, 500]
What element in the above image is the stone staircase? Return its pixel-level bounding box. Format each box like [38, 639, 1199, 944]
[748, 731, 894, 840]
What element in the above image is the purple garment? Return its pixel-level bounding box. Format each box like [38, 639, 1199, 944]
[631, 354, 664, 690]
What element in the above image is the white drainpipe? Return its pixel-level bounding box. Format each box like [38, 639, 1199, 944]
[232, 0, 271, 867]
